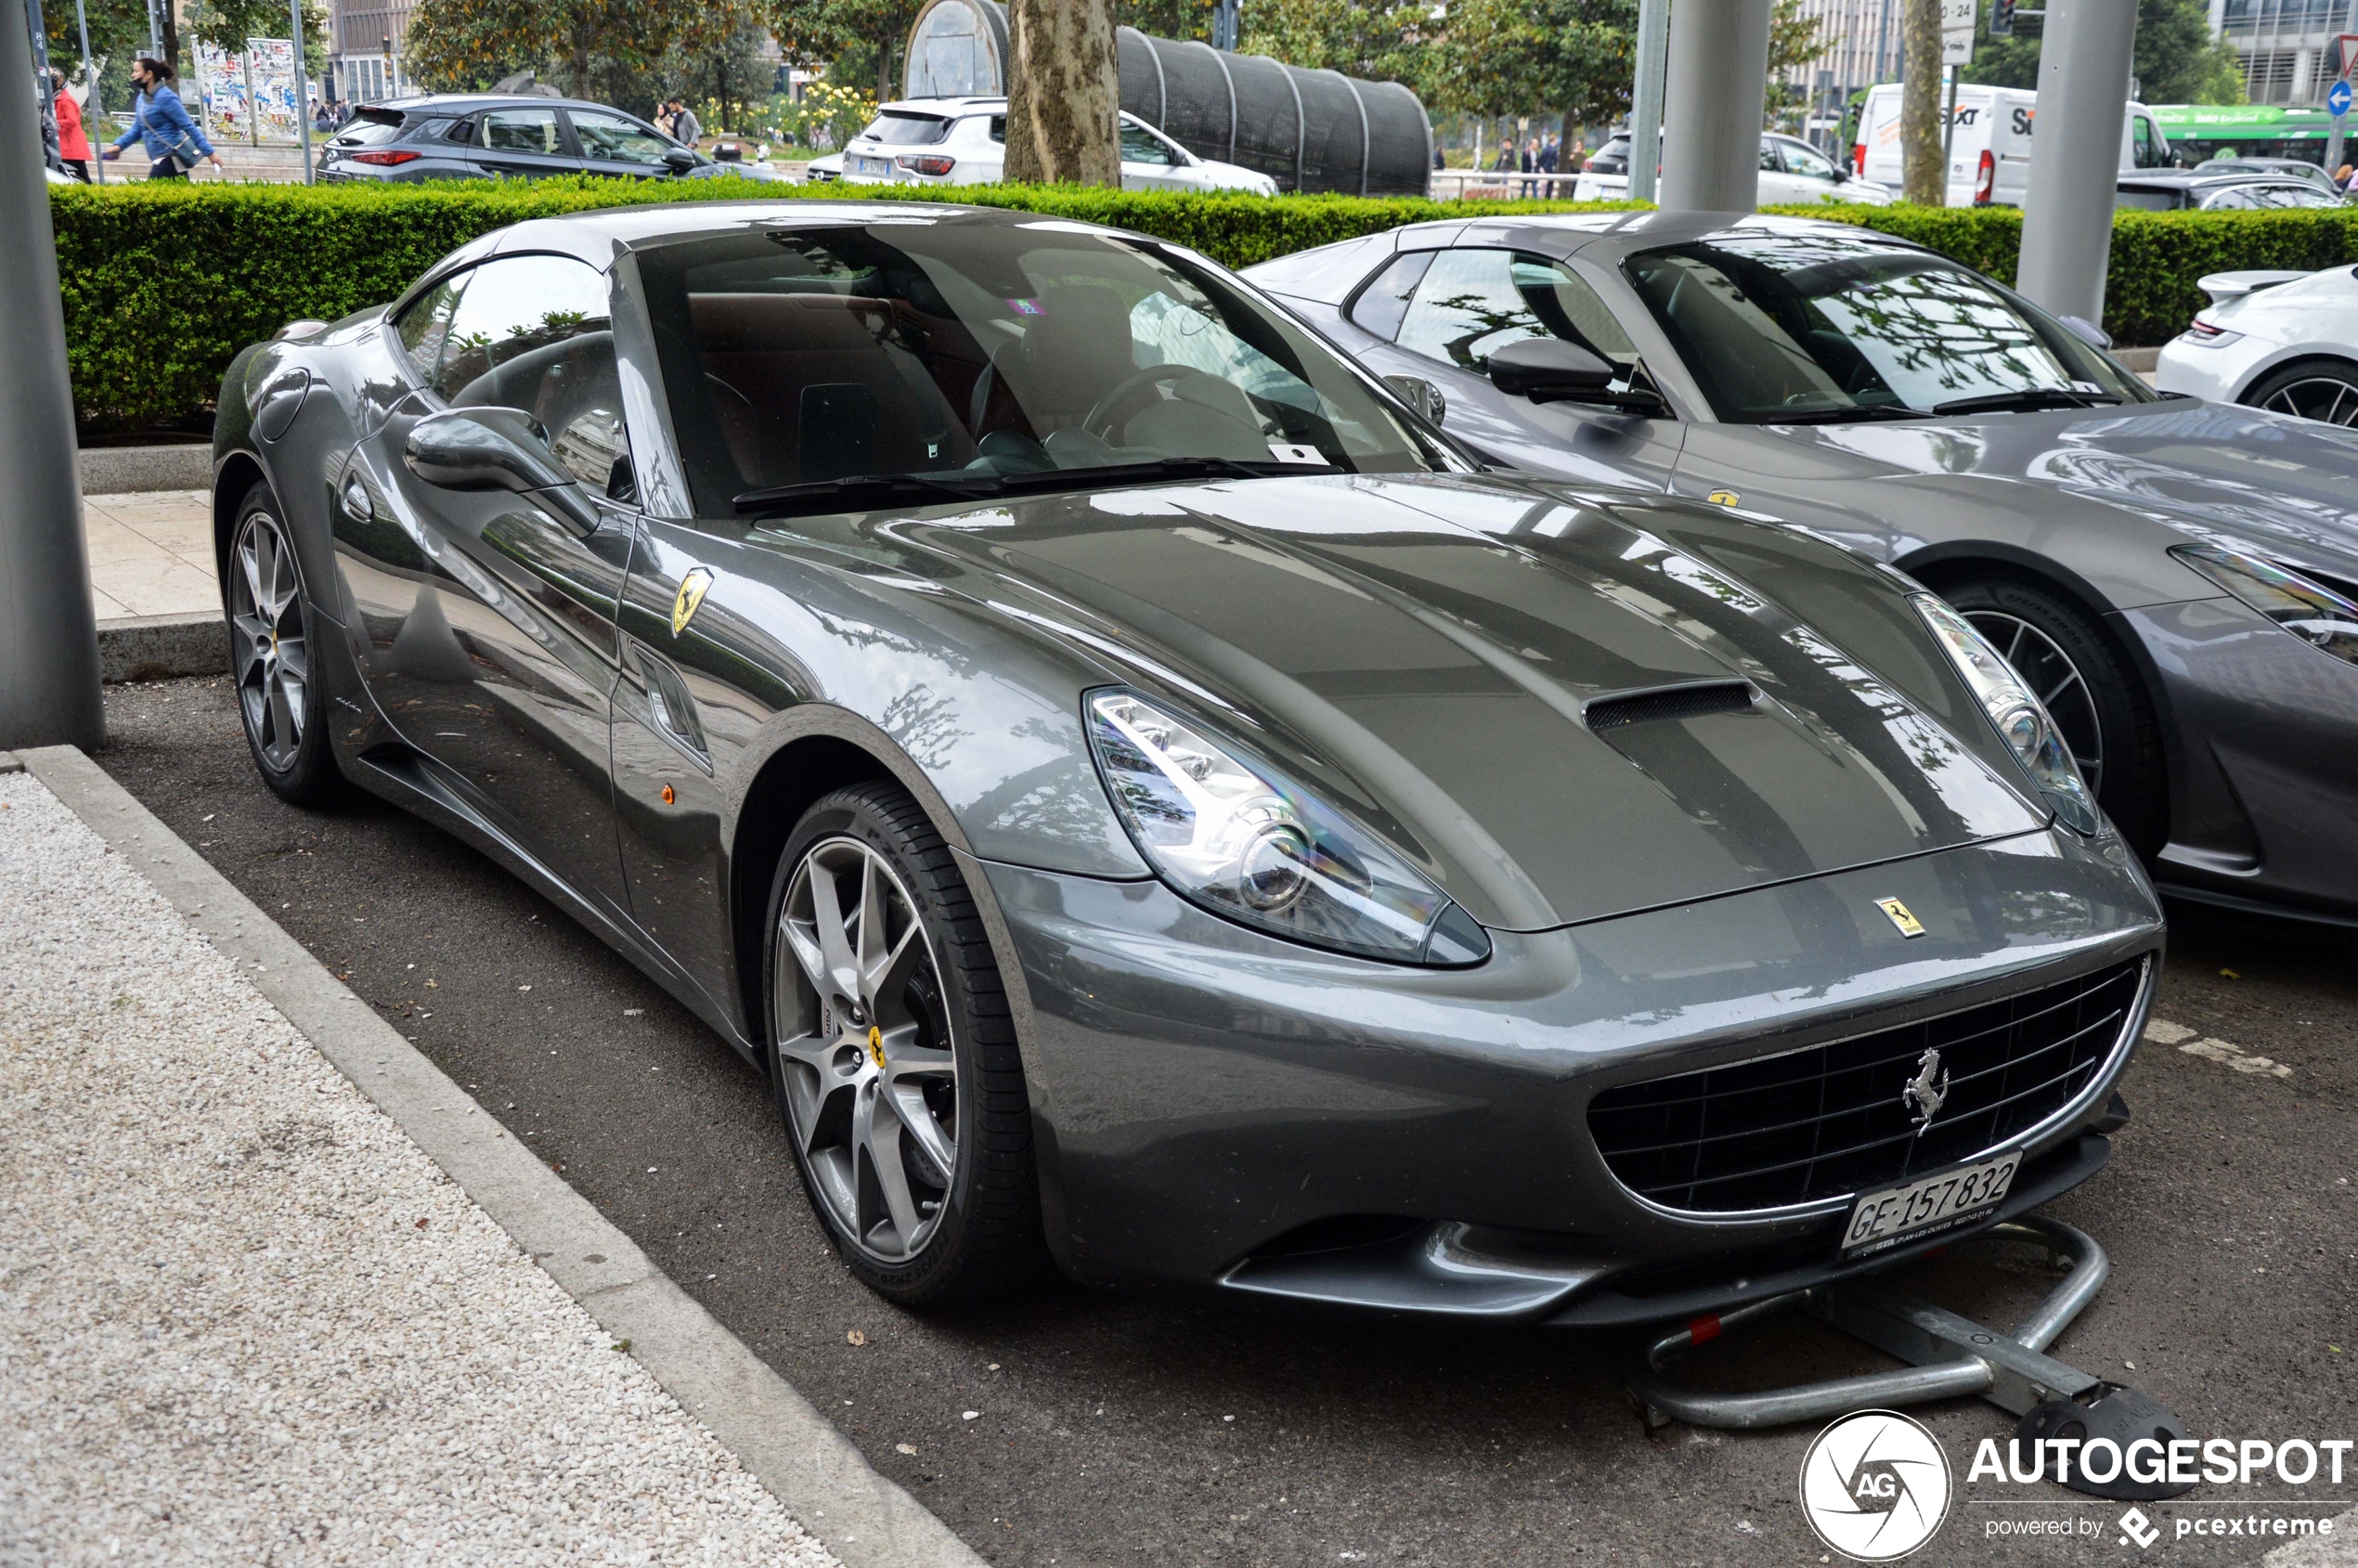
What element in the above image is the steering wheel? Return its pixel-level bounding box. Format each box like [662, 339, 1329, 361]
[1082, 365, 1224, 444]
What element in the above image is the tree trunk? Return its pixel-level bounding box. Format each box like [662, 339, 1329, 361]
[1899, 0, 1943, 203]
[1004, 0, 1119, 186]
[160, 2, 179, 70]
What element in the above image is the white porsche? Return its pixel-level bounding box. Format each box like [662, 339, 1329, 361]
[2155, 266, 2358, 423]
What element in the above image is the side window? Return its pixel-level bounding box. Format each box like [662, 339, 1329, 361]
[482, 107, 564, 155]
[989, 114, 1006, 143]
[434, 255, 628, 491]
[1396, 250, 1636, 372]
[572, 109, 673, 165]
[1347, 251, 1433, 342]
[393, 269, 470, 383]
[1760, 140, 1780, 172]
[444, 116, 476, 145]
[2202, 187, 2257, 209]
[1782, 140, 1835, 181]
[1119, 123, 1179, 166]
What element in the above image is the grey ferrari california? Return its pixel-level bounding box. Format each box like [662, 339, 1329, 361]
[1249, 211, 2358, 927]
[213, 202, 2161, 1322]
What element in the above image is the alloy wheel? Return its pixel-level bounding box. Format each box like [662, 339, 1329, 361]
[1963, 609, 2105, 794]
[772, 836, 959, 1263]
[2259, 374, 2358, 426]
[230, 509, 309, 772]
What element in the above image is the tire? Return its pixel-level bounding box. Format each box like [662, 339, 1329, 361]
[2243, 357, 2358, 427]
[762, 782, 1045, 1305]
[1944, 576, 2169, 860]
[226, 483, 345, 808]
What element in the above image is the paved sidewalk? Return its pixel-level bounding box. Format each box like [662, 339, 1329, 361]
[81, 488, 216, 621]
[0, 767, 840, 1565]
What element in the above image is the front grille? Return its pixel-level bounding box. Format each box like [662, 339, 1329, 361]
[1587, 959, 2145, 1213]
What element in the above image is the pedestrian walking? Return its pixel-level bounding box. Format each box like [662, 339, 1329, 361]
[2341, 162, 2358, 193]
[667, 97, 703, 148]
[99, 57, 223, 180]
[1520, 136, 1539, 196]
[52, 70, 92, 182]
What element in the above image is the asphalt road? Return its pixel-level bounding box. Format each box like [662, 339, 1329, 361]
[93, 676, 2357, 1567]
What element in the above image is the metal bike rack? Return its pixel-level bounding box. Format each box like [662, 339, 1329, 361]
[1626, 1214, 2109, 1431]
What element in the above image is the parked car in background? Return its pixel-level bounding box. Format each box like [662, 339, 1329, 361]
[1574, 131, 1892, 205]
[2191, 155, 2346, 199]
[803, 151, 844, 182]
[837, 97, 1278, 194]
[2115, 170, 2343, 210]
[317, 94, 788, 184]
[214, 200, 2161, 1319]
[1855, 84, 2173, 207]
[2157, 262, 2358, 423]
[1250, 210, 2358, 927]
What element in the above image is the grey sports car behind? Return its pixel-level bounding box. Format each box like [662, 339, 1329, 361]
[1249, 212, 2358, 927]
[214, 202, 2161, 1323]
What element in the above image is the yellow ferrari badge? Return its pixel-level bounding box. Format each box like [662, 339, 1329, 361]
[670, 567, 713, 637]
[1876, 898, 1927, 939]
[867, 1024, 886, 1070]
[1707, 489, 1742, 507]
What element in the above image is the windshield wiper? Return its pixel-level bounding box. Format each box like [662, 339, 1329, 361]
[1931, 388, 2124, 416]
[734, 472, 1007, 516]
[1762, 405, 1924, 425]
[995, 455, 1326, 488]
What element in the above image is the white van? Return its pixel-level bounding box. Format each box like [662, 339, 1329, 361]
[1854, 84, 2172, 206]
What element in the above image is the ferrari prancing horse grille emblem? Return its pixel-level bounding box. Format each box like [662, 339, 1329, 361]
[1905, 1047, 1950, 1130]
[1876, 897, 1926, 938]
[670, 567, 713, 637]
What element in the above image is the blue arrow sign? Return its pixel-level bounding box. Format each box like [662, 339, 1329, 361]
[2330, 79, 2352, 118]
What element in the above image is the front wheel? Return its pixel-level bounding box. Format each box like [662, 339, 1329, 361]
[227, 484, 345, 807]
[763, 782, 1045, 1305]
[1946, 576, 2168, 859]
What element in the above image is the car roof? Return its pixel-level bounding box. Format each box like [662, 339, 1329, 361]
[1401, 210, 1930, 259]
[2118, 169, 2282, 188]
[877, 97, 1005, 113]
[359, 94, 648, 116]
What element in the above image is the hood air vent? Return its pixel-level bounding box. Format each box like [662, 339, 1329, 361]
[1584, 680, 1755, 732]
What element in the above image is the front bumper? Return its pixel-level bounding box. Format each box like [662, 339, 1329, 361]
[978, 823, 2162, 1319]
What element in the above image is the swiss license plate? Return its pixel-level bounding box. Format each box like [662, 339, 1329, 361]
[1839, 1149, 2020, 1259]
[852, 156, 891, 176]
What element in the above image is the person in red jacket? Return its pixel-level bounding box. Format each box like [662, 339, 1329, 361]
[51, 71, 93, 182]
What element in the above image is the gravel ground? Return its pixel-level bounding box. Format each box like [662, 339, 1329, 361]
[0, 770, 838, 1568]
[85, 678, 2358, 1566]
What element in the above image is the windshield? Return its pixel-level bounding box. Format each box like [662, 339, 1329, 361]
[637, 216, 1453, 517]
[1624, 232, 2151, 423]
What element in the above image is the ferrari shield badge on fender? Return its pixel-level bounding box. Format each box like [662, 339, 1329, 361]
[671, 568, 713, 638]
[1877, 897, 1927, 938]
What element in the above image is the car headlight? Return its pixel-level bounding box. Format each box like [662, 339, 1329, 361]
[1085, 690, 1491, 965]
[1911, 596, 2102, 836]
[2173, 545, 2358, 665]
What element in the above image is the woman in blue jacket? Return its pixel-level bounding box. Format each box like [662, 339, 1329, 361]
[99, 58, 224, 180]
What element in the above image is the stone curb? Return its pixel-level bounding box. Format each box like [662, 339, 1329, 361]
[99, 613, 229, 682]
[80, 443, 212, 495]
[16, 744, 991, 1568]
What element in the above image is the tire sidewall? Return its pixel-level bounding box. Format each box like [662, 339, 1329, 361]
[229, 486, 339, 802]
[762, 790, 997, 1301]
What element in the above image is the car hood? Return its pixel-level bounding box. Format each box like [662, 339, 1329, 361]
[1716, 397, 2358, 587]
[888, 473, 2049, 931]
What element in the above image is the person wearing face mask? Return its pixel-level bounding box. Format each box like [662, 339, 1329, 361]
[99, 57, 224, 180]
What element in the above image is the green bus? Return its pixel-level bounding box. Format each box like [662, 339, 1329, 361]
[2150, 103, 2342, 164]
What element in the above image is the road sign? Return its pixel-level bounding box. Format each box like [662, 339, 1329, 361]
[2331, 78, 2352, 117]
[1941, 0, 1977, 31]
[1944, 32, 1976, 63]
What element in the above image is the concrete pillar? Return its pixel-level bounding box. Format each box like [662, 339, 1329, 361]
[0, 0, 104, 748]
[2015, 0, 2137, 323]
[1658, 0, 1775, 214]
[1627, 0, 1671, 203]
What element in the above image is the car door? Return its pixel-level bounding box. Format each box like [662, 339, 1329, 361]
[1345, 244, 1685, 487]
[566, 107, 680, 179]
[1119, 118, 1194, 190]
[364, 253, 637, 909]
[471, 105, 579, 179]
[1771, 136, 1843, 204]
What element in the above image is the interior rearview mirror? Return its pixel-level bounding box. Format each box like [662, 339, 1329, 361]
[405, 406, 601, 535]
[1486, 338, 1617, 402]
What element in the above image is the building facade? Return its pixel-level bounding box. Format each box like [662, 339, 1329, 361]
[327, 0, 416, 104]
[1775, 0, 1911, 145]
[2219, 0, 2355, 105]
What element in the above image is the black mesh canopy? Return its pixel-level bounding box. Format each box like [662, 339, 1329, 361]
[905, 0, 1432, 195]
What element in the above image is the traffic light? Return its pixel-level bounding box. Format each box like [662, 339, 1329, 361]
[1990, 0, 2015, 35]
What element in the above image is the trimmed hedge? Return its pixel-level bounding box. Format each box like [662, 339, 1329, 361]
[51, 175, 2358, 428]
[50, 177, 1634, 431]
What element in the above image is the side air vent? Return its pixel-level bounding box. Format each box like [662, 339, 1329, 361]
[1584, 680, 1755, 732]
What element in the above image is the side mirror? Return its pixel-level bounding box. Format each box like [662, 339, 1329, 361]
[662, 146, 698, 173]
[1487, 338, 1616, 402]
[405, 406, 601, 535]
[1382, 374, 1447, 425]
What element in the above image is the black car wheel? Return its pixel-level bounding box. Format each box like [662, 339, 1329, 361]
[2245, 357, 2358, 426]
[1945, 576, 2168, 858]
[227, 484, 345, 807]
[764, 782, 1044, 1304]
